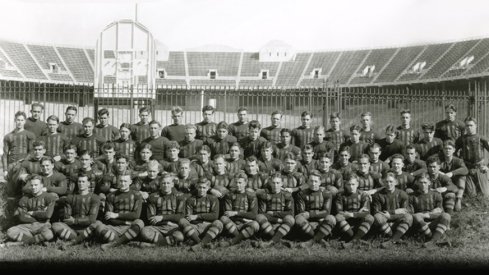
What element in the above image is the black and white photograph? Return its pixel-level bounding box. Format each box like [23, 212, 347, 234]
[1, 0, 489, 271]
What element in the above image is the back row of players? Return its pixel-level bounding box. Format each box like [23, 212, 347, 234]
[1, 103, 488, 250]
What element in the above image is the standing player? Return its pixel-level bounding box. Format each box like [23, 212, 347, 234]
[275, 128, 301, 161]
[206, 121, 237, 157]
[378, 125, 405, 162]
[196, 105, 217, 142]
[396, 109, 420, 146]
[24, 103, 47, 137]
[295, 170, 336, 248]
[219, 172, 260, 247]
[178, 179, 223, 251]
[226, 143, 246, 177]
[139, 173, 186, 247]
[94, 174, 144, 250]
[41, 115, 69, 162]
[435, 104, 465, 142]
[258, 142, 282, 176]
[161, 106, 186, 143]
[335, 174, 374, 248]
[455, 116, 489, 196]
[5, 175, 55, 246]
[239, 120, 267, 159]
[359, 112, 380, 146]
[261, 111, 282, 145]
[179, 124, 203, 160]
[71, 117, 106, 158]
[372, 172, 412, 248]
[332, 146, 358, 180]
[58, 106, 83, 142]
[131, 106, 152, 144]
[52, 173, 101, 245]
[325, 112, 349, 160]
[409, 173, 452, 249]
[254, 173, 295, 248]
[340, 125, 369, 163]
[95, 108, 120, 142]
[292, 111, 315, 149]
[228, 107, 249, 143]
[416, 123, 443, 161]
[114, 123, 136, 163]
[310, 126, 335, 161]
[3, 111, 36, 178]
[140, 120, 169, 161]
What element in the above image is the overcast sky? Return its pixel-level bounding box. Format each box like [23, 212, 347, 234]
[1, 0, 488, 51]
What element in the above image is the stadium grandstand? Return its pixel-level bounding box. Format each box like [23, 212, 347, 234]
[1, 20, 489, 152]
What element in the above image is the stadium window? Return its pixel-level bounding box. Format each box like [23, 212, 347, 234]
[313, 68, 321, 79]
[407, 61, 426, 74]
[209, 70, 217, 80]
[157, 69, 166, 79]
[49, 63, 59, 73]
[260, 70, 269, 80]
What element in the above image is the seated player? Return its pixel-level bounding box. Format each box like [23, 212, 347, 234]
[243, 156, 268, 193]
[354, 154, 382, 197]
[226, 143, 246, 177]
[69, 150, 104, 195]
[175, 159, 198, 195]
[425, 156, 458, 214]
[295, 170, 336, 248]
[209, 154, 232, 199]
[219, 172, 260, 247]
[335, 173, 374, 248]
[438, 139, 468, 211]
[254, 173, 295, 248]
[15, 140, 47, 184]
[280, 153, 307, 194]
[192, 145, 214, 180]
[390, 154, 416, 194]
[378, 125, 405, 162]
[52, 173, 101, 245]
[96, 143, 118, 175]
[179, 124, 203, 160]
[94, 174, 144, 250]
[22, 156, 68, 198]
[98, 154, 135, 195]
[160, 140, 183, 174]
[178, 179, 223, 251]
[139, 173, 186, 247]
[372, 172, 413, 248]
[132, 160, 161, 200]
[409, 173, 452, 249]
[5, 175, 55, 246]
[132, 144, 156, 177]
[332, 146, 358, 180]
[55, 144, 83, 192]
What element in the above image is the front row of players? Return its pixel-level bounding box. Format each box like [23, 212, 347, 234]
[5, 167, 451, 251]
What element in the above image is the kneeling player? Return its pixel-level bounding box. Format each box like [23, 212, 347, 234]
[295, 170, 336, 248]
[219, 172, 259, 247]
[139, 173, 185, 247]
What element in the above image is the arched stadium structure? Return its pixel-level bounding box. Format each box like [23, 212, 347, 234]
[1, 36, 489, 153]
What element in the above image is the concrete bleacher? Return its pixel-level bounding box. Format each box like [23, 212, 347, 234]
[275, 53, 311, 87]
[86, 49, 95, 65]
[349, 47, 397, 84]
[238, 79, 274, 87]
[303, 51, 341, 78]
[374, 46, 425, 84]
[0, 50, 23, 78]
[0, 68, 23, 78]
[187, 52, 240, 76]
[327, 50, 369, 85]
[0, 41, 47, 80]
[444, 38, 489, 78]
[27, 44, 67, 71]
[397, 42, 452, 82]
[240, 53, 279, 77]
[57, 47, 93, 83]
[156, 51, 185, 76]
[48, 73, 74, 82]
[156, 79, 188, 86]
[189, 79, 236, 86]
[421, 39, 479, 80]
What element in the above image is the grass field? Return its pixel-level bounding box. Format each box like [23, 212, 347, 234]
[0, 189, 489, 271]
